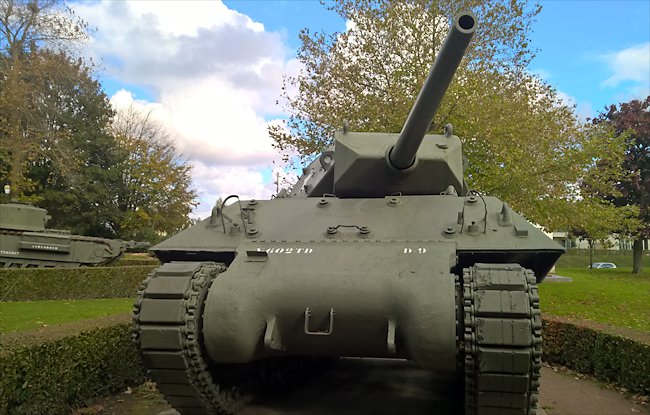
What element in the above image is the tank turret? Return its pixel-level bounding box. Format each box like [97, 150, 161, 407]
[291, 12, 476, 199]
[0, 203, 51, 232]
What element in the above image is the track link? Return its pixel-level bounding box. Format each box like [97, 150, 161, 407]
[463, 263, 542, 415]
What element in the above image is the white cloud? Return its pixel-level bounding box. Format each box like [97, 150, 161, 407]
[110, 89, 167, 121]
[156, 77, 279, 166]
[73, 1, 292, 114]
[71, 1, 300, 218]
[126, 0, 265, 36]
[602, 42, 650, 97]
[191, 163, 268, 219]
[555, 90, 576, 108]
[555, 90, 593, 120]
[575, 101, 594, 121]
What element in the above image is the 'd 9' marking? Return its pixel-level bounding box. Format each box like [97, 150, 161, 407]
[403, 247, 427, 254]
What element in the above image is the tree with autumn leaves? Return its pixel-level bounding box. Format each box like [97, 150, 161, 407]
[592, 97, 649, 274]
[0, 0, 196, 242]
[110, 105, 197, 241]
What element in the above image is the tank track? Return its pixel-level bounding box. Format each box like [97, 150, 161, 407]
[133, 261, 239, 415]
[462, 263, 542, 415]
[133, 261, 321, 415]
[1, 258, 82, 268]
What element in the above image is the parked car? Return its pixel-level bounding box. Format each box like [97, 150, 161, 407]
[589, 262, 617, 269]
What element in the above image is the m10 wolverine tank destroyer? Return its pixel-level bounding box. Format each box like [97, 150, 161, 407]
[134, 12, 564, 415]
[0, 203, 125, 267]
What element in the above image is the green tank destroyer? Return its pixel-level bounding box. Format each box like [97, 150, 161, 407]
[0, 203, 125, 268]
[134, 12, 564, 415]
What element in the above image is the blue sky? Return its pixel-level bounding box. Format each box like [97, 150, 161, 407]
[531, 1, 649, 117]
[72, 1, 649, 217]
[221, 0, 650, 119]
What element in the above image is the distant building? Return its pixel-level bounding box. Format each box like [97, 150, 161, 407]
[546, 231, 649, 251]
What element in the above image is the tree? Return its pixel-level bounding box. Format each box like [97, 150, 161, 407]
[111, 105, 197, 242]
[270, 0, 626, 231]
[0, 0, 88, 59]
[593, 96, 650, 274]
[0, 1, 196, 241]
[21, 51, 121, 238]
[0, 1, 126, 238]
[272, 0, 540, 155]
[0, 0, 89, 197]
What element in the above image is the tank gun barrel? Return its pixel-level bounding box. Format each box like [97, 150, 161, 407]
[389, 12, 477, 170]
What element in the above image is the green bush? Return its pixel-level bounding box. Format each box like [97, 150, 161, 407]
[0, 323, 145, 415]
[543, 317, 650, 395]
[0, 266, 156, 301]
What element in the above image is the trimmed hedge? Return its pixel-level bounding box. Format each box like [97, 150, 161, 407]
[543, 317, 650, 395]
[0, 266, 156, 301]
[0, 323, 145, 415]
[114, 258, 160, 267]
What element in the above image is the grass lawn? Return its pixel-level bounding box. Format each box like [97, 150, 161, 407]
[2, 265, 648, 335]
[540, 267, 650, 332]
[0, 298, 133, 333]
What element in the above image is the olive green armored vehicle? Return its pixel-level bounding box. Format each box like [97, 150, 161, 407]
[0, 203, 125, 268]
[134, 12, 564, 415]
[124, 240, 152, 253]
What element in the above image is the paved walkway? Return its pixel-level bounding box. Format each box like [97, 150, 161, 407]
[540, 365, 648, 415]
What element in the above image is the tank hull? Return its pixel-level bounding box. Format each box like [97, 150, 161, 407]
[0, 230, 125, 267]
[135, 194, 561, 414]
[0, 202, 125, 267]
[152, 195, 563, 280]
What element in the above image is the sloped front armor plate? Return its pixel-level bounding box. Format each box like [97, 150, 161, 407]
[203, 241, 459, 372]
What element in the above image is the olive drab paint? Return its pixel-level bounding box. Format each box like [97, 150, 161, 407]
[134, 12, 564, 415]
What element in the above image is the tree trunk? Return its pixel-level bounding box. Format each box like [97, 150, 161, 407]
[589, 240, 594, 269]
[8, 146, 26, 199]
[632, 238, 643, 275]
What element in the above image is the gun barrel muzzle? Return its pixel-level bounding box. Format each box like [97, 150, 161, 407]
[389, 12, 477, 170]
